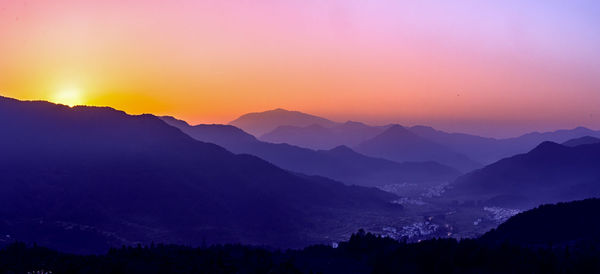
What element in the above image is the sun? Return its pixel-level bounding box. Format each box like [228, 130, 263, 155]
[52, 88, 84, 107]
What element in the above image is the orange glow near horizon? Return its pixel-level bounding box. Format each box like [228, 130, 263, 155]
[1, 0, 599, 137]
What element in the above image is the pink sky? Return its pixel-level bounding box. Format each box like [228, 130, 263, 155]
[1, 0, 599, 137]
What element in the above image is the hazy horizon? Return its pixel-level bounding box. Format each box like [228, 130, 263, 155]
[3, 2, 600, 269]
[2, 0, 599, 137]
[3, 94, 599, 139]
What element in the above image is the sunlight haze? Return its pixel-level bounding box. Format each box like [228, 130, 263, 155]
[1, 0, 599, 137]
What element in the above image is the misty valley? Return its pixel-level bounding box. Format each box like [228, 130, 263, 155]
[1, 96, 600, 273]
[3, 1, 600, 272]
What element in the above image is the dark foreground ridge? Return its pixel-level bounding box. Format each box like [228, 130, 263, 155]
[3, 231, 600, 273]
[4, 199, 600, 273]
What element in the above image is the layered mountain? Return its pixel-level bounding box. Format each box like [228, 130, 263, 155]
[507, 126, 600, 147]
[562, 136, 600, 147]
[260, 124, 600, 166]
[161, 116, 258, 149]
[408, 125, 504, 164]
[448, 141, 600, 208]
[236, 107, 600, 166]
[0, 96, 401, 254]
[229, 108, 338, 137]
[162, 117, 461, 187]
[409, 126, 600, 164]
[481, 198, 600, 245]
[355, 125, 481, 172]
[260, 121, 389, 150]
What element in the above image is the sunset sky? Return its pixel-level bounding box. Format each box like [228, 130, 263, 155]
[1, 0, 599, 137]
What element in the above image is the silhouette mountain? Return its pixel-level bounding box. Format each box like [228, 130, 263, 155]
[229, 108, 338, 137]
[562, 136, 600, 147]
[0, 96, 400, 254]
[408, 125, 504, 164]
[481, 198, 600, 245]
[509, 126, 600, 146]
[355, 125, 481, 172]
[260, 121, 389, 150]
[162, 117, 460, 187]
[161, 116, 258, 148]
[448, 141, 600, 208]
[236, 109, 600, 165]
[410, 126, 600, 165]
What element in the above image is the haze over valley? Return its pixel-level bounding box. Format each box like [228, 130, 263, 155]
[2, 95, 600, 257]
[2, 0, 600, 272]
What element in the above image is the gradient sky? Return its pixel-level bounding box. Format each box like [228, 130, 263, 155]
[1, 0, 599, 137]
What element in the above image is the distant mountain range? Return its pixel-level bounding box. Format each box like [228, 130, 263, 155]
[0, 96, 401, 253]
[3, 98, 599, 254]
[405, 125, 600, 165]
[162, 116, 460, 187]
[232, 109, 600, 169]
[447, 139, 600, 208]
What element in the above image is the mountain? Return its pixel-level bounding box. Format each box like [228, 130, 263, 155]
[235, 109, 600, 166]
[410, 126, 600, 165]
[0, 96, 401, 254]
[408, 126, 504, 164]
[482, 127, 600, 163]
[260, 121, 389, 150]
[229, 108, 338, 137]
[355, 125, 481, 172]
[562, 136, 600, 147]
[481, 198, 600, 245]
[507, 126, 600, 147]
[162, 117, 461, 187]
[161, 116, 258, 148]
[448, 141, 600, 208]
[260, 124, 600, 166]
[307, 146, 461, 186]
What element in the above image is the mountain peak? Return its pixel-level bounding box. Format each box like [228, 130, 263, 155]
[328, 145, 356, 154]
[380, 124, 412, 135]
[562, 136, 600, 147]
[337, 121, 372, 131]
[231, 109, 338, 137]
[532, 141, 564, 152]
[358, 124, 418, 145]
[270, 108, 292, 113]
[527, 141, 569, 155]
[355, 123, 481, 172]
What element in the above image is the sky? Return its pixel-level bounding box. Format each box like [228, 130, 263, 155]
[0, 0, 599, 137]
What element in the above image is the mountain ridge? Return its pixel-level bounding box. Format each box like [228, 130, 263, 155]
[229, 108, 338, 137]
[355, 125, 482, 172]
[447, 141, 600, 208]
[481, 198, 600, 245]
[237, 109, 600, 165]
[163, 116, 461, 187]
[562, 136, 600, 147]
[0, 96, 400, 253]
